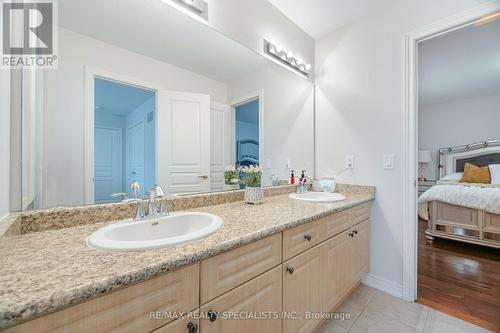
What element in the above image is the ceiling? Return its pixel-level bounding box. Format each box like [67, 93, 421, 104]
[268, 0, 396, 39]
[419, 18, 500, 106]
[59, 0, 267, 84]
[95, 79, 155, 116]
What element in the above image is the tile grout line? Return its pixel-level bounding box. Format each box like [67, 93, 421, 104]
[346, 291, 375, 332]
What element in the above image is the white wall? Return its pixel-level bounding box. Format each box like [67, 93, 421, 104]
[42, 28, 228, 208]
[419, 92, 500, 180]
[229, 64, 314, 185]
[208, 0, 315, 73]
[0, 70, 10, 219]
[315, 0, 490, 295]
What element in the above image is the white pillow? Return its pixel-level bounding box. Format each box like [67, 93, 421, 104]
[441, 172, 463, 181]
[489, 164, 500, 185]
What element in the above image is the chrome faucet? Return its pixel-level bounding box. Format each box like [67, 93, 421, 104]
[130, 181, 140, 199]
[133, 185, 169, 221]
[148, 185, 167, 217]
[296, 170, 308, 194]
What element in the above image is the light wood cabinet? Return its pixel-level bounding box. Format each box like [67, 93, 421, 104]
[323, 208, 352, 239]
[321, 230, 351, 313]
[6, 202, 372, 333]
[283, 245, 323, 333]
[4, 264, 199, 333]
[152, 313, 199, 333]
[283, 218, 324, 260]
[200, 266, 282, 333]
[349, 219, 370, 288]
[352, 202, 371, 225]
[200, 233, 281, 303]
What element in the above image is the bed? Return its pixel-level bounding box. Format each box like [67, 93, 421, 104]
[418, 140, 500, 249]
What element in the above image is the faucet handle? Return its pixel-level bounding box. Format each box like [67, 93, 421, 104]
[134, 199, 145, 220]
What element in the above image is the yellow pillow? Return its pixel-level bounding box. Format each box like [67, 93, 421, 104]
[460, 163, 491, 184]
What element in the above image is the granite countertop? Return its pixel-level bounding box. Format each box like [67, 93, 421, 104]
[0, 191, 374, 329]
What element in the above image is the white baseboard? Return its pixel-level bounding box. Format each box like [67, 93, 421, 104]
[361, 273, 403, 299]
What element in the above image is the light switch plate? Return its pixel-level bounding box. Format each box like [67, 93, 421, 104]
[345, 155, 355, 169]
[383, 154, 394, 169]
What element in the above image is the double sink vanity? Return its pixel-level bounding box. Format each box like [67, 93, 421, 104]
[0, 184, 374, 333]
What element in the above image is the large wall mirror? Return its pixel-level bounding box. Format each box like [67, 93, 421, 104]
[21, 0, 314, 210]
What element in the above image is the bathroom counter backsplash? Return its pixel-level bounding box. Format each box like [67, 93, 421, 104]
[0, 184, 375, 329]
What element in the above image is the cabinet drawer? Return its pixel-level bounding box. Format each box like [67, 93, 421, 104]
[4, 264, 199, 333]
[283, 219, 324, 260]
[200, 233, 281, 304]
[352, 202, 371, 224]
[200, 266, 282, 333]
[323, 209, 352, 239]
[152, 313, 199, 333]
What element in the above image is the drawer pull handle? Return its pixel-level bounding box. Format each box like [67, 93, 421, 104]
[286, 266, 295, 274]
[353, 230, 358, 235]
[304, 234, 312, 241]
[207, 310, 218, 322]
[187, 322, 198, 333]
[348, 231, 354, 238]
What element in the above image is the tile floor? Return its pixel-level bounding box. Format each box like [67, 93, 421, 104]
[317, 285, 492, 333]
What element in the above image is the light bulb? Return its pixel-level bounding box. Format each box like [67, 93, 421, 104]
[275, 45, 282, 53]
[287, 51, 294, 59]
[281, 54, 287, 61]
[305, 64, 312, 71]
[296, 58, 303, 65]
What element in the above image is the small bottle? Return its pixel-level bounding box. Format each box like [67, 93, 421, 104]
[300, 170, 306, 184]
[290, 170, 295, 184]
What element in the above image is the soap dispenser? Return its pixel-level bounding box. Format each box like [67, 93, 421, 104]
[290, 170, 295, 184]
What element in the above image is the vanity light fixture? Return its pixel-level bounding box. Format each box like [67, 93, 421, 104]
[171, 0, 208, 20]
[264, 40, 312, 77]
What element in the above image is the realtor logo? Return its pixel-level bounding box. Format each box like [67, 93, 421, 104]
[1, 0, 58, 68]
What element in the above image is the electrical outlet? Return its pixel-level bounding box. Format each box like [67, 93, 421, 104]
[345, 155, 355, 169]
[284, 158, 291, 169]
[383, 154, 394, 169]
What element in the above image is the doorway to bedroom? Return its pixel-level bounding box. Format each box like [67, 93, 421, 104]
[415, 16, 500, 331]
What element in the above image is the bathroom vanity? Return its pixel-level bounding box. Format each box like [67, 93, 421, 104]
[0, 186, 373, 333]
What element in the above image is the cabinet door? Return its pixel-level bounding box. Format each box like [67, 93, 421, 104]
[283, 245, 322, 333]
[321, 231, 350, 313]
[200, 266, 282, 333]
[349, 219, 370, 288]
[152, 313, 199, 333]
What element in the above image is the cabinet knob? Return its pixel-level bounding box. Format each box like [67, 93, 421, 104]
[304, 234, 312, 241]
[348, 231, 354, 237]
[353, 230, 358, 235]
[286, 266, 295, 274]
[207, 310, 218, 322]
[187, 322, 198, 333]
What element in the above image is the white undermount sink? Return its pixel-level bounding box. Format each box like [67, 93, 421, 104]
[87, 212, 223, 251]
[289, 192, 346, 203]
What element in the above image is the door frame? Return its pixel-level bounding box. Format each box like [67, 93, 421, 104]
[401, 2, 500, 301]
[84, 67, 160, 205]
[230, 89, 264, 168]
[94, 125, 123, 203]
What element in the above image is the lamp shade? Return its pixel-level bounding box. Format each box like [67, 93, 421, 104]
[418, 150, 432, 163]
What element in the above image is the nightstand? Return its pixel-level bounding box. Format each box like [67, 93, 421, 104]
[418, 180, 436, 196]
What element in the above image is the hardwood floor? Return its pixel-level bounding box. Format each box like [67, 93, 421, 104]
[417, 219, 500, 332]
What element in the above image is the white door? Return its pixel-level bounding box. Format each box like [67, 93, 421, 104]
[94, 127, 122, 203]
[210, 101, 232, 191]
[126, 120, 145, 198]
[158, 90, 210, 194]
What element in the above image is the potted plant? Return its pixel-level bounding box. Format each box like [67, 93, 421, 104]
[224, 165, 240, 190]
[240, 165, 263, 204]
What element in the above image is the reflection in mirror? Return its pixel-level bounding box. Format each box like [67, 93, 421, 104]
[21, 0, 314, 210]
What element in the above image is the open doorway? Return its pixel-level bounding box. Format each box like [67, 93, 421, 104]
[415, 16, 500, 331]
[93, 78, 156, 203]
[234, 98, 260, 168]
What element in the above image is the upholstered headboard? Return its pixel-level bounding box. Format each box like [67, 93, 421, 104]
[438, 140, 500, 179]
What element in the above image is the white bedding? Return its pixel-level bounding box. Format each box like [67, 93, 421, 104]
[418, 184, 500, 220]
